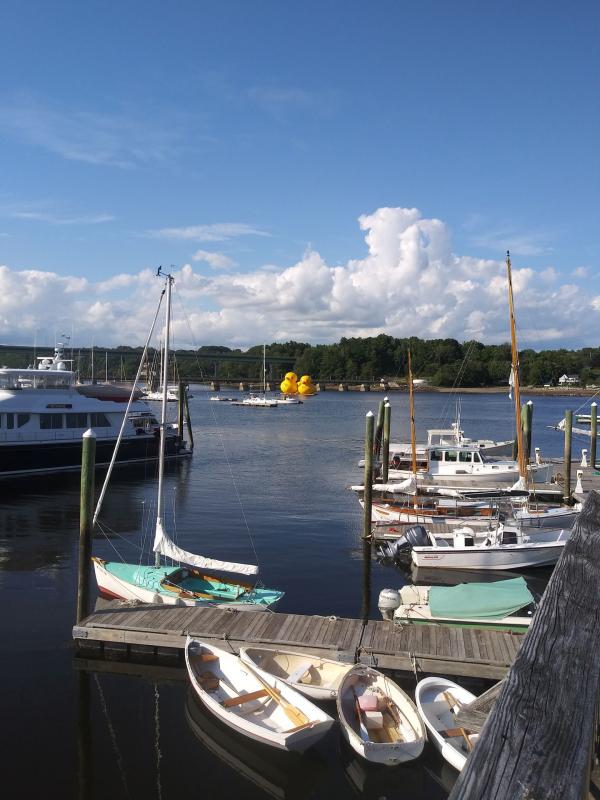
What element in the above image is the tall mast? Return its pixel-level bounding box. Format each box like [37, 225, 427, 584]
[155, 271, 173, 567]
[263, 344, 266, 395]
[506, 251, 527, 479]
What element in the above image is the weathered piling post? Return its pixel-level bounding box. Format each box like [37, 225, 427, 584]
[183, 385, 194, 451]
[363, 411, 374, 540]
[563, 409, 573, 504]
[521, 400, 533, 462]
[360, 538, 372, 624]
[374, 398, 386, 460]
[382, 402, 391, 483]
[177, 381, 185, 442]
[77, 429, 96, 624]
[591, 402, 598, 469]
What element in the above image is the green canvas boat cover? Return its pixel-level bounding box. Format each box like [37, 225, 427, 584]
[429, 576, 534, 620]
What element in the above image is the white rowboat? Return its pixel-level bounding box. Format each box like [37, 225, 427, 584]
[415, 677, 478, 771]
[239, 646, 353, 700]
[185, 638, 334, 752]
[337, 665, 425, 765]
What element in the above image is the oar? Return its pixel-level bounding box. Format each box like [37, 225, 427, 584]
[246, 665, 309, 728]
[443, 691, 472, 751]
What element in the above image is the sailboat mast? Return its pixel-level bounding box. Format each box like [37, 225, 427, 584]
[263, 344, 266, 395]
[155, 273, 173, 567]
[506, 251, 527, 479]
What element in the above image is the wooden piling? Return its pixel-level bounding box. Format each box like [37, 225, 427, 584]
[521, 400, 533, 463]
[374, 398, 385, 460]
[382, 402, 391, 483]
[564, 409, 573, 503]
[77, 429, 96, 624]
[183, 384, 194, 451]
[363, 411, 374, 540]
[591, 402, 597, 469]
[177, 381, 185, 444]
[449, 491, 600, 800]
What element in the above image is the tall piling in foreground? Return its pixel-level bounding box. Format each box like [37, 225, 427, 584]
[374, 398, 386, 460]
[449, 491, 600, 800]
[563, 409, 573, 504]
[183, 386, 194, 450]
[381, 402, 391, 483]
[591, 402, 597, 469]
[360, 538, 372, 624]
[363, 411, 374, 540]
[521, 400, 533, 463]
[77, 429, 96, 624]
[178, 381, 185, 443]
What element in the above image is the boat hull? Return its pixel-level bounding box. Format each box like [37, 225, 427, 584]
[415, 677, 477, 772]
[411, 539, 566, 570]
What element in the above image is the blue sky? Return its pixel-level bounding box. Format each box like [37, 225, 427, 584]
[0, 1, 599, 347]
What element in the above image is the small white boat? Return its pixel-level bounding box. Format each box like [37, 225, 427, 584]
[232, 395, 278, 408]
[185, 638, 334, 752]
[415, 677, 478, 771]
[239, 646, 353, 700]
[411, 525, 570, 570]
[337, 665, 425, 765]
[276, 397, 303, 405]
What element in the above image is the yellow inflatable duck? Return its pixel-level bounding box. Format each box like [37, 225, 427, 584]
[297, 374, 317, 396]
[280, 371, 298, 395]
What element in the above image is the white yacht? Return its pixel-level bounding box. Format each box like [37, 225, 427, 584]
[0, 345, 189, 479]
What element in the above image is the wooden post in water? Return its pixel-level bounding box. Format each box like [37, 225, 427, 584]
[183, 385, 194, 450]
[363, 411, 374, 540]
[591, 402, 598, 469]
[563, 409, 573, 504]
[77, 429, 96, 624]
[521, 400, 533, 464]
[360, 538, 372, 624]
[382, 402, 391, 483]
[177, 381, 185, 444]
[374, 398, 386, 460]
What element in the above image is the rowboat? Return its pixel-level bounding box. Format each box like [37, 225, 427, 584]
[185, 638, 334, 752]
[337, 665, 425, 765]
[415, 677, 478, 771]
[239, 646, 353, 700]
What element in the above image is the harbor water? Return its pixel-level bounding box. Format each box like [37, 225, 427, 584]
[0, 390, 583, 798]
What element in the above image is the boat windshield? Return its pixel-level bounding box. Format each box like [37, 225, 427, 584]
[0, 369, 75, 390]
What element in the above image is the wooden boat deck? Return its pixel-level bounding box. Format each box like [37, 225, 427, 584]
[73, 603, 522, 679]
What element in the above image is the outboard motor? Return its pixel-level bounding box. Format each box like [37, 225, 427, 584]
[390, 524, 429, 555]
[378, 588, 402, 621]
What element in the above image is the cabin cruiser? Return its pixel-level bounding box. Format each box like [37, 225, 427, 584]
[0, 345, 189, 479]
[385, 443, 553, 487]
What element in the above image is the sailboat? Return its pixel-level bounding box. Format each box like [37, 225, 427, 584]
[92, 271, 284, 610]
[234, 345, 278, 407]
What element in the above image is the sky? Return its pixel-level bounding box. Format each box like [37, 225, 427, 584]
[0, 0, 599, 350]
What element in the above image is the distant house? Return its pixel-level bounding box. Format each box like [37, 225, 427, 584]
[412, 378, 429, 387]
[558, 374, 579, 386]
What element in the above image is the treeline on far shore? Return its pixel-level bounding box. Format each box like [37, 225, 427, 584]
[2, 335, 599, 387]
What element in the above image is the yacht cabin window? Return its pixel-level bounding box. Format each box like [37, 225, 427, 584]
[17, 413, 30, 428]
[40, 413, 64, 430]
[458, 451, 472, 463]
[66, 413, 88, 429]
[5, 413, 14, 429]
[430, 449, 443, 461]
[474, 452, 483, 463]
[445, 450, 458, 462]
[90, 413, 111, 428]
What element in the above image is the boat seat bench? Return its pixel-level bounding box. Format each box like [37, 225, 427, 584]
[221, 689, 270, 708]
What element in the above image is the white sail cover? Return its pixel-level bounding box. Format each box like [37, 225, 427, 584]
[152, 520, 259, 576]
[350, 475, 418, 495]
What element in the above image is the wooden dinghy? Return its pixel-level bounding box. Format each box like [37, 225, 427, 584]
[239, 646, 353, 700]
[185, 637, 334, 752]
[337, 665, 425, 765]
[415, 676, 478, 771]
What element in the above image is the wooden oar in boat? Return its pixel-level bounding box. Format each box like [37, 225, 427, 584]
[443, 690, 472, 751]
[245, 665, 309, 728]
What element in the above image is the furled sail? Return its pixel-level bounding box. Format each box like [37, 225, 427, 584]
[152, 520, 259, 576]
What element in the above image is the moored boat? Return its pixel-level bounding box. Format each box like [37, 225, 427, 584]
[337, 665, 425, 765]
[239, 646, 353, 700]
[415, 677, 478, 771]
[185, 638, 334, 752]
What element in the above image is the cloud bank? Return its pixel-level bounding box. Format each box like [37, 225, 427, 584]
[0, 207, 598, 348]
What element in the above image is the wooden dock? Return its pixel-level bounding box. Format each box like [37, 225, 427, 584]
[73, 603, 522, 680]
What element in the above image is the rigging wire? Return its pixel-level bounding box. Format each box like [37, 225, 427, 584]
[93, 674, 132, 800]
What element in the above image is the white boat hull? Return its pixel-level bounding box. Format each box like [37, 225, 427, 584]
[337, 666, 425, 765]
[416, 677, 478, 771]
[239, 647, 352, 700]
[412, 537, 568, 570]
[185, 639, 334, 752]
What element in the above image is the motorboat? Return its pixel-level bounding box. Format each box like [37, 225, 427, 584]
[380, 576, 534, 632]
[0, 343, 188, 479]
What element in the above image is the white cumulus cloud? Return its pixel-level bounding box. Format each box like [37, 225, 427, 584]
[0, 207, 598, 348]
[192, 249, 237, 270]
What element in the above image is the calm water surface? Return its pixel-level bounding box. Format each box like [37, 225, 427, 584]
[0, 390, 585, 798]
